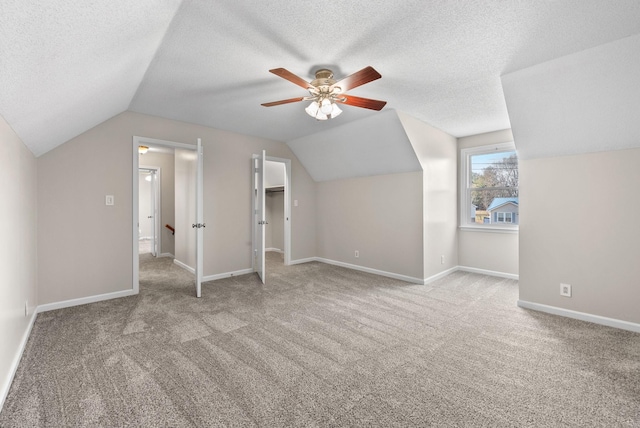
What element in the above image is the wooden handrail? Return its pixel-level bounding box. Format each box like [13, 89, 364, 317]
[165, 224, 175, 235]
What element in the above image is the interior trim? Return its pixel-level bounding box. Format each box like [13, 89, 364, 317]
[37, 289, 137, 313]
[458, 266, 519, 280]
[518, 300, 640, 334]
[0, 311, 37, 412]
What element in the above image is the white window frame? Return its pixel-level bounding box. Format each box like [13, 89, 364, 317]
[459, 142, 518, 233]
[495, 212, 513, 223]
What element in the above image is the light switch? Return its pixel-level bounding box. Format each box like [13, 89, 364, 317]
[294, 199, 298, 207]
[105, 195, 114, 206]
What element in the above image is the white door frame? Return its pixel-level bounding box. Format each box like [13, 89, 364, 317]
[132, 136, 197, 294]
[195, 138, 204, 298]
[251, 154, 292, 270]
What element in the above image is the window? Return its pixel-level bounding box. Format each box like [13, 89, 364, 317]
[460, 143, 518, 230]
[496, 212, 513, 223]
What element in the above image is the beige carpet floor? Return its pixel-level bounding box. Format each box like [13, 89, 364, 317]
[1, 252, 639, 426]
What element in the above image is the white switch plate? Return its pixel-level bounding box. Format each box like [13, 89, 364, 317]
[105, 195, 114, 206]
[294, 199, 298, 207]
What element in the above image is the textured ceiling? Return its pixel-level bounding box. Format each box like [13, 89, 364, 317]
[2, 0, 640, 157]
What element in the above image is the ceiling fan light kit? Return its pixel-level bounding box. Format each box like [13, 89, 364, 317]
[262, 66, 387, 120]
[305, 99, 342, 120]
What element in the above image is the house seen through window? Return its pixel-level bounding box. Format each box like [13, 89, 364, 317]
[461, 143, 518, 228]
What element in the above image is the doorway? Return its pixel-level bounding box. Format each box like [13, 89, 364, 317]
[252, 152, 292, 284]
[265, 161, 286, 266]
[138, 167, 160, 257]
[132, 136, 204, 297]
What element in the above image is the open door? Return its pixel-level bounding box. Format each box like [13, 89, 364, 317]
[195, 138, 204, 297]
[254, 150, 266, 284]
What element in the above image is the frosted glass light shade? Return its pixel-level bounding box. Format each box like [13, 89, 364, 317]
[306, 101, 328, 120]
[320, 98, 333, 114]
[330, 103, 342, 118]
[305, 101, 319, 116]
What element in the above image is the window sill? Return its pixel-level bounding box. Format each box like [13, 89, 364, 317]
[458, 225, 519, 234]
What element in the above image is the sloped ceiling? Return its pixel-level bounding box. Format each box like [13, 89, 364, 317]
[287, 110, 420, 182]
[0, 1, 183, 157]
[2, 1, 640, 157]
[502, 34, 640, 160]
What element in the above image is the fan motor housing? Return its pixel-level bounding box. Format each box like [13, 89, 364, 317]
[311, 69, 336, 87]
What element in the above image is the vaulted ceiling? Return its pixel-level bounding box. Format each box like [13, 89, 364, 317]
[2, 0, 640, 157]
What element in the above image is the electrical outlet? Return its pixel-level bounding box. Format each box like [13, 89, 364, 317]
[560, 283, 572, 297]
[105, 195, 114, 206]
[354, 250, 359, 258]
[441, 255, 445, 264]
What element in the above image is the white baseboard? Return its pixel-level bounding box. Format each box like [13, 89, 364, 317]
[37, 289, 137, 313]
[288, 257, 459, 286]
[423, 266, 459, 285]
[173, 261, 254, 282]
[203, 268, 254, 282]
[517, 300, 640, 334]
[315, 257, 424, 285]
[266, 248, 283, 253]
[289, 257, 318, 265]
[458, 266, 519, 280]
[173, 259, 195, 274]
[0, 310, 37, 412]
[158, 252, 174, 258]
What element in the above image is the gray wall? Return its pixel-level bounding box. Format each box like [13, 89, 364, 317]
[519, 148, 640, 323]
[174, 148, 196, 269]
[37, 111, 316, 305]
[0, 115, 38, 408]
[502, 35, 640, 325]
[316, 172, 424, 280]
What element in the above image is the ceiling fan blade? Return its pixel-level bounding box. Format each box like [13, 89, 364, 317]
[331, 66, 381, 92]
[269, 68, 313, 90]
[261, 97, 305, 107]
[337, 95, 387, 111]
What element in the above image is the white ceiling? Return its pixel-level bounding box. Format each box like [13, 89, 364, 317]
[2, 0, 640, 157]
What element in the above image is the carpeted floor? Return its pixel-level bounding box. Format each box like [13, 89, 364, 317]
[1, 252, 639, 427]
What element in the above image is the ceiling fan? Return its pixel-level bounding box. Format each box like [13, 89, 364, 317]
[261, 66, 387, 120]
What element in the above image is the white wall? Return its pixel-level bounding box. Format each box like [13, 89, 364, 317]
[397, 112, 458, 280]
[0, 115, 38, 409]
[316, 171, 424, 281]
[37, 111, 316, 305]
[519, 148, 640, 324]
[456, 129, 519, 276]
